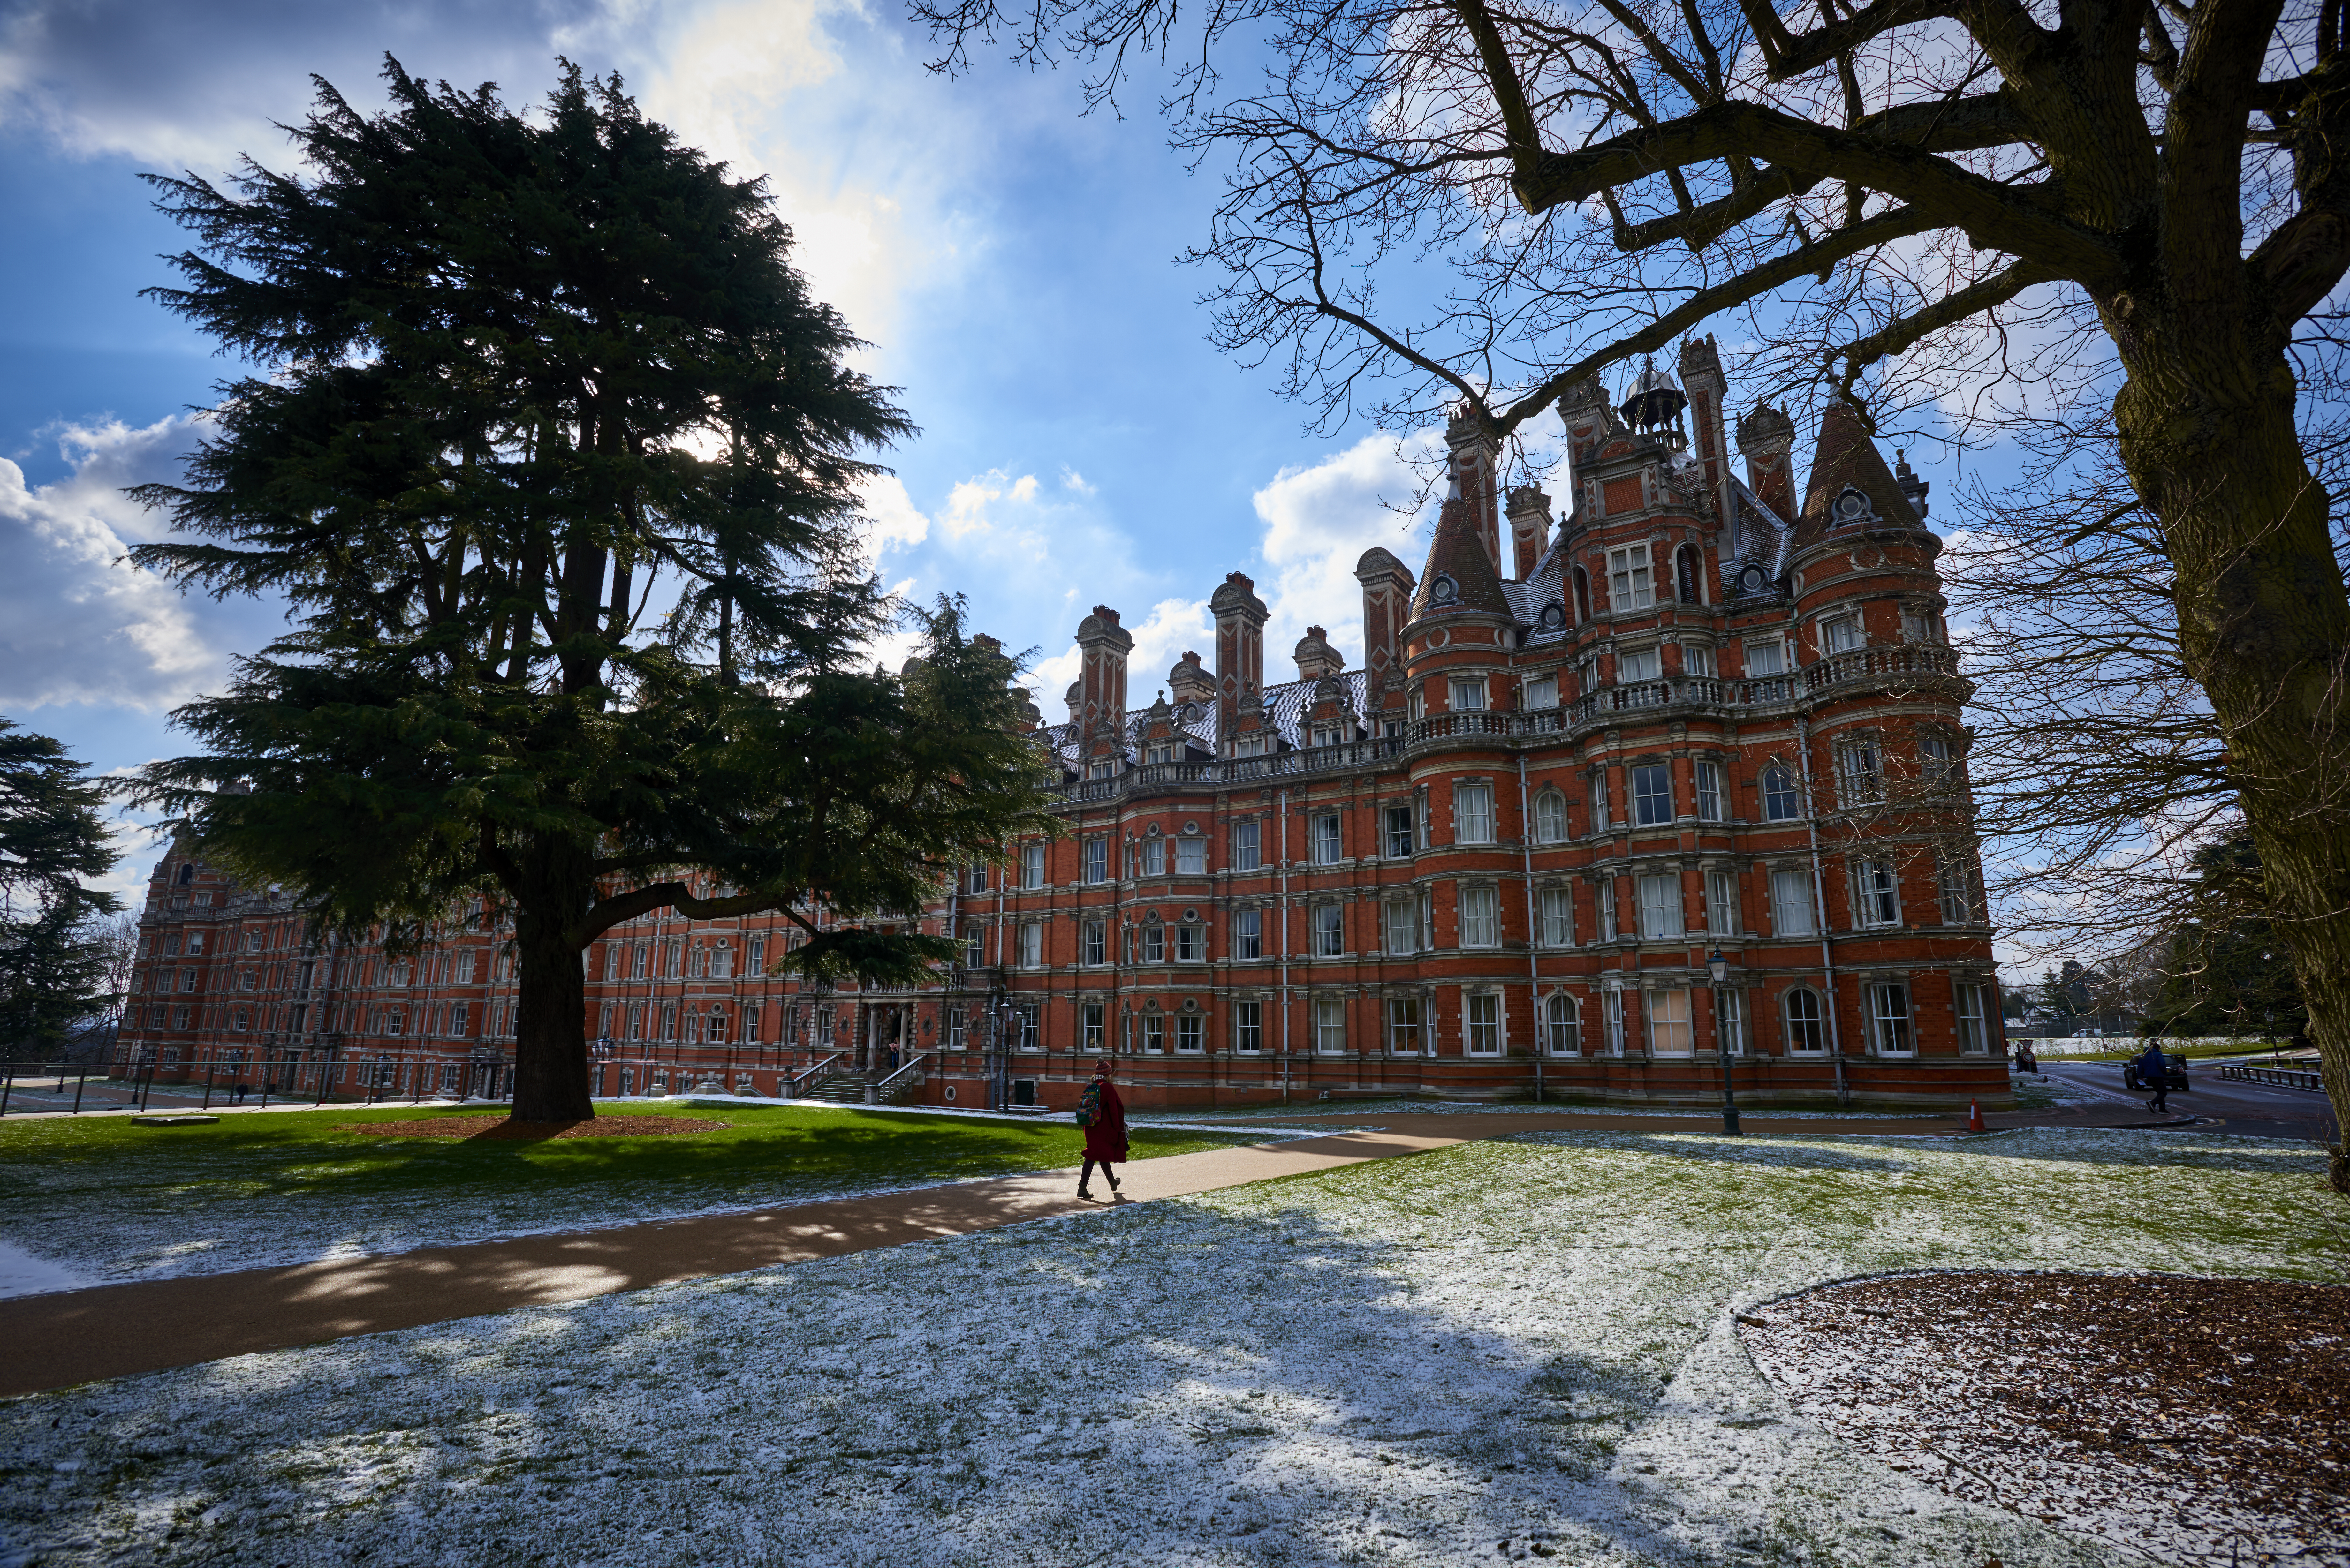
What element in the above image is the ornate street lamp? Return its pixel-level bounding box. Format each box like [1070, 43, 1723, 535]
[1709, 948, 1739, 1135]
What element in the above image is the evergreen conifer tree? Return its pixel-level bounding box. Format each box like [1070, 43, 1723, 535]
[127, 60, 1058, 1120]
[0, 718, 124, 1058]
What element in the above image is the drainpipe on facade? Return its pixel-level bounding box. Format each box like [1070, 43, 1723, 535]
[1517, 753, 1543, 1103]
[1795, 716, 1850, 1106]
[1278, 786, 1291, 1105]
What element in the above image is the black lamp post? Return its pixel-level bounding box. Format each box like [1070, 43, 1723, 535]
[1709, 948, 1739, 1135]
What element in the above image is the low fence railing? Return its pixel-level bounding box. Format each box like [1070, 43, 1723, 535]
[2220, 1064, 2326, 1090]
[874, 1051, 931, 1102]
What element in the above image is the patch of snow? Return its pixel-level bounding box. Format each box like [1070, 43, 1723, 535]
[0, 1127, 2334, 1566]
[0, 1238, 90, 1300]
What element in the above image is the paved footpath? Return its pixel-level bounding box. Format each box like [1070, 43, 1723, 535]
[0, 1100, 2192, 1400]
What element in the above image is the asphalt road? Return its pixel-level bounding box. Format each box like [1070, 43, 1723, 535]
[2039, 1059, 2339, 1144]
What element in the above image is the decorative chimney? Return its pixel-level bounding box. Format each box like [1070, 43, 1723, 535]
[1354, 547, 1415, 711]
[1678, 334, 1732, 524]
[1292, 626, 1343, 682]
[1737, 403, 1798, 521]
[1505, 485, 1552, 580]
[1209, 572, 1269, 742]
[1074, 605, 1133, 760]
[1167, 651, 1215, 707]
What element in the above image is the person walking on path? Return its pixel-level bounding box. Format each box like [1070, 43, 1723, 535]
[1076, 1059, 1127, 1202]
[2136, 1040, 2172, 1112]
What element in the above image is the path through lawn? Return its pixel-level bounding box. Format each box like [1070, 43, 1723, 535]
[0, 1126, 2339, 1567]
[0, 1102, 1249, 1290]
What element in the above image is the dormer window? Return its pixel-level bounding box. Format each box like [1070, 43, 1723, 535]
[1087, 759, 1119, 780]
[1233, 734, 1269, 758]
[1310, 725, 1347, 748]
[1145, 741, 1175, 764]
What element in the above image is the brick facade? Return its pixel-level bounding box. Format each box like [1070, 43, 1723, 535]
[115, 340, 2007, 1113]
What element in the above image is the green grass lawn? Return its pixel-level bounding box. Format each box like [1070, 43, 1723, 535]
[0, 1101, 1251, 1287]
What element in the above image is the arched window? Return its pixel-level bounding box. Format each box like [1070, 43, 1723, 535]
[1532, 789, 1569, 844]
[176, 863, 194, 885]
[1785, 987, 1825, 1052]
[1675, 544, 1702, 605]
[1572, 565, 1593, 622]
[1544, 993, 1581, 1056]
[1761, 762, 1803, 821]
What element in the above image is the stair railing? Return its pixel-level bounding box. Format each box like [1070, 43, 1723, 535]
[788, 1051, 842, 1099]
[874, 1052, 931, 1103]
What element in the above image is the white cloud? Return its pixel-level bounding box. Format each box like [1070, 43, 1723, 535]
[0, 417, 263, 713]
[1250, 431, 1439, 677]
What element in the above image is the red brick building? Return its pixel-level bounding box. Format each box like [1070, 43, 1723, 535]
[116, 339, 2005, 1112]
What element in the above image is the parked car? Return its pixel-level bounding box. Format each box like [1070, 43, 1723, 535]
[2122, 1052, 2191, 1093]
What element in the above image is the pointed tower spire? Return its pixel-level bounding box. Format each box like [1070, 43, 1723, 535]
[1411, 479, 1513, 619]
[1794, 400, 1929, 549]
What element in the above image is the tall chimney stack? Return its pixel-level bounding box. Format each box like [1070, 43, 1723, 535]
[1209, 572, 1268, 744]
[1074, 605, 1133, 761]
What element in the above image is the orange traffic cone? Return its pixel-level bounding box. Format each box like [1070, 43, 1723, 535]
[1967, 1099, 1986, 1134]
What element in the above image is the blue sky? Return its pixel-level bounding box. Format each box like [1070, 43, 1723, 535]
[2, 0, 1490, 901]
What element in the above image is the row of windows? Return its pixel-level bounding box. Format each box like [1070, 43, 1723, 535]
[959, 854, 1978, 968]
[989, 746, 1961, 888]
[949, 980, 1993, 1059]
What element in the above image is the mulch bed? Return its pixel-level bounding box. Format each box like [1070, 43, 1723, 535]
[341, 1116, 732, 1141]
[1742, 1271, 2350, 1563]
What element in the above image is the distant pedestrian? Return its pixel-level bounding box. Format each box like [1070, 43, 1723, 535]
[1075, 1059, 1127, 1202]
[232, 1081, 249, 1105]
[2019, 1044, 2038, 1074]
[2136, 1041, 2171, 1111]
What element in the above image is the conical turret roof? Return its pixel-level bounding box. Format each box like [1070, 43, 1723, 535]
[1795, 400, 1928, 548]
[1410, 479, 1515, 620]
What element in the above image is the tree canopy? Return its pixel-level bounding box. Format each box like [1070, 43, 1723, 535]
[0, 718, 124, 1058]
[128, 60, 1059, 1119]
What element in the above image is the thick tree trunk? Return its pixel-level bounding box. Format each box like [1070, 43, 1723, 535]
[2114, 338, 2350, 1190]
[510, 834, 597, 1123]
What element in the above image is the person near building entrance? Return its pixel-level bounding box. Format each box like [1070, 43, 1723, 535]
[1076, 1059, 1127, 1202]
[2135, 1040, 2172, 1111]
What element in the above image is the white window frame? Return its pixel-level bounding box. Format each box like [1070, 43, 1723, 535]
[1543, 993, 1580, 1056]
[1234, 1000, 1263, 1053]
[1524, 675, 1559, 710]
[1084, 838, 1110, 884]
[1314, 903, 1345, 956]
[1083, 920, 1107, 966]
[1141, 837, 1166, 877]
[1705, 869, 1738, 936]
[1838, 739, 1886, 806]
[1453, 783, 1495, 845]
[1311, 813, 1343, 865]
[1022, 843, 1047, 889]
[1618, 645, 1662, 682]
[1717, 989, 1747, 1055]
[1533, 789, 1568, 844]
[1608, 544, 1654, 611]
[1176, 836, 1207, 876]
[1680, 642, 1716, 676]
[1694, 761, 1724, 822]
[1018, 921, 1044, 969]
[1383, 899, 1421, 956]
[1231, 819, 1262, 872]
[1175, 921, 1203, 962]
[1449, 677, 1488, 712]
[1868, 981, 1915, 1056]
[1631, 763, 1674, 826]
[1954, 981, 1989, 1055]
[1647, 987, 1694, 1057]
[1604, 988, 1626, 1054]
[1383, 803, 1417, 858]
[1314, 997, 1347, 1055]
[1762, 763, 1803, 821]
[1854, 860, 1902, 928]
[1234, 907, 1263, 961]
[1464, 993, 1501, 1055]
[1459, 885, 1499, 948]
[1386, 997, 1423, 1055]
[1637, 873, 1684, 940]
[1822, 614, 1865, 654]
[1176, 1013, 1204, 1053]
[1539, 886, 1575, 948]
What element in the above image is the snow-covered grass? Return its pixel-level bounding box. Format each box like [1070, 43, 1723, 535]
[0, 1100, 1250, 1293]
[1, 1126, 2337, 1567]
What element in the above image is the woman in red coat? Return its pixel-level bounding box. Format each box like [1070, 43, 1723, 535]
[1077, 1059, 1127, 1202]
